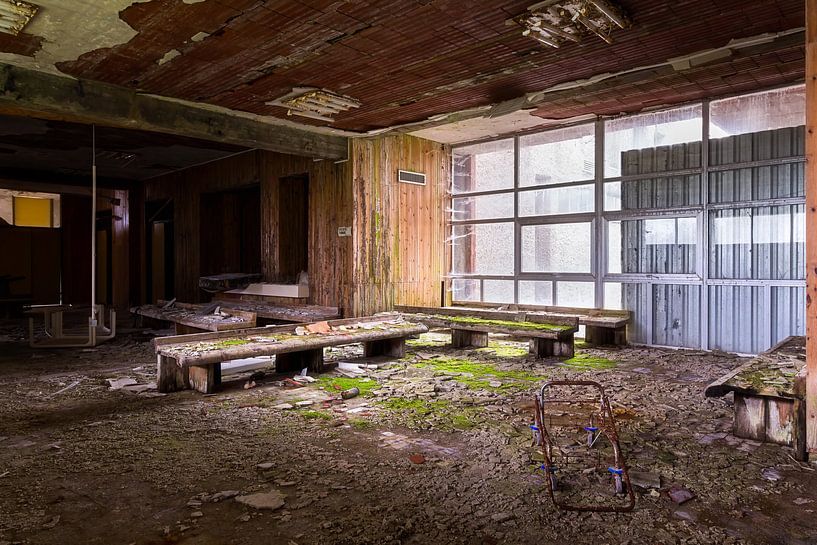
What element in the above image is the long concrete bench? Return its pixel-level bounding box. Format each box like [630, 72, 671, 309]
[153, 314, 427, 394]
[395, 306, 578, 358]
[444, 303, 630, 346]
[705, 336, 806, 461]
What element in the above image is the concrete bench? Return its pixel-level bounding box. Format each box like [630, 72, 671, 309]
[131, 300, 257, 334]
[153, 314, 427, 394]
[395, 306, 578, 358]
[705, 336, 806, 461]
[444, 303, 630, 346]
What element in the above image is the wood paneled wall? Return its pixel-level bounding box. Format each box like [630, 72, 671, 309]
[141, 135, 449, 317]
[144, 150, 353, 311]
[350, 134, 450, 315]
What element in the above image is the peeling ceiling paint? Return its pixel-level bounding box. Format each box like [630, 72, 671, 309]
[0, 0, 150, 73]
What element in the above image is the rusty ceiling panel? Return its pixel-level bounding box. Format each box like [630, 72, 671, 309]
[0, 30, 42, 56]
[53, 0, 804, 132]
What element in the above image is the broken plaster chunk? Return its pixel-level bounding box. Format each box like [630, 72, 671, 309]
[272, 403, 294, 410]
[236, 489, 285, 511]
[107, 377, 137, 390]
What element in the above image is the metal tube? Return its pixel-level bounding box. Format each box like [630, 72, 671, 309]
[90, 125, 97, 330]
[588, 0, 629, 29]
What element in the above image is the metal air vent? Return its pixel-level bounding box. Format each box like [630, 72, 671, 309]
[398, 170, 426, 186]
[0, 0, 38, 36]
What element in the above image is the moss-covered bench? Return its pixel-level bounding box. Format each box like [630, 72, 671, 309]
[435, 303, 630, 346]
[153, 314, 427, 394]
[395, 306, 578, 358]
[705, 336, 806, 460]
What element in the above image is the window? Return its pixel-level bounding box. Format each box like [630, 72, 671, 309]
[451, 223, 514, 276]
[710, 86, 805, 138]
[452, 193, 513, 221]
[521, 222, 592, 273]
[607, 217, 697, 275]
[519, 184, 594, 217]
[519, 124, 595, 187]
[452, 139, 514, 194]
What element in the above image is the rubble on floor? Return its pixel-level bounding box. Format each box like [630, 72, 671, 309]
[0, 325, 816, 544]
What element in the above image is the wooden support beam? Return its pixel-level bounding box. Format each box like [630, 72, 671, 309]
[0, 63, 348, 161]
[451, 329, 489, 348]
[807, 0, 817, 456]
[529, 336, 575, 359]
[276, 349, 325, 374]
[364, 338, 406, 358]
[157, 355, 187, 393]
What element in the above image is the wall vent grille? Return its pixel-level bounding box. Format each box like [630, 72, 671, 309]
[398, 170, 426, 185]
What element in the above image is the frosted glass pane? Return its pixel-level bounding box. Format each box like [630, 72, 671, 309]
[451, 279, 480, 302]
[483, 280, 514, 303]
[521, 223, 591, 273]
[519, 281, 553, 306]
[557, 282, 594, 308]
[518, 184, 594, 217]
[710, 85, 804, 137]
[452, 223, 514, 275]
[452, 193, 514, 221]
[519, 124, 595, 186]
[453, 139, 514, 194]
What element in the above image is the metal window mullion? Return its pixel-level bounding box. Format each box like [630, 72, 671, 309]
[595, 119, 605, 308]
[700, 100, 710, 350]
[514, 135, 521, 305]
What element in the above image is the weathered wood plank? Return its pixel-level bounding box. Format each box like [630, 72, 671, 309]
[451, 329, 489, 348]
[0, 63, 348, 160]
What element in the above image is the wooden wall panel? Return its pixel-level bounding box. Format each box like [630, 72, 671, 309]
[350, 134, 450, 316]
[144, 149, 353, 311]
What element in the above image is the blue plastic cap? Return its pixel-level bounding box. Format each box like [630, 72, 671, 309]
[607, 467, 624, 475]
[584, 426, 598, 432]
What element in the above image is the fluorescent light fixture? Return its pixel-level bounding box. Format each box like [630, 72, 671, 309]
[514, 0, 629, 49]
[267, 87, 361, 123]
[0, 0, 38, 36]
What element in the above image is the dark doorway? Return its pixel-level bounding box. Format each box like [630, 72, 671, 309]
[278, 175, 309, 282]
[145, 199, 174, 303]
[200, 185, 261, 276]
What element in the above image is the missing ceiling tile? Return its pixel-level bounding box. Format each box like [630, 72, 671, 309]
[267, 87, 361, 123]
[512, 0, 630, 49]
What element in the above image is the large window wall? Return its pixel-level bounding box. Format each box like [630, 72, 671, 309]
[450, 85, 805, 354]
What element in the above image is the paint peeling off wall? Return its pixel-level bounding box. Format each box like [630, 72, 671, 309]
[0, 0, 150, 73]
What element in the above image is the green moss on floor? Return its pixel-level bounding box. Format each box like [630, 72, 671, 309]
[406, 333, 449, 347]
[434, 315, 572, 332]
[476, 342, 528, 358]
[314, 376, 379, 396]
[562, 352, 617, 370]
[377, 397, 482, 430]
[415, 356, 539, 390]
[300, 409, 333, 420]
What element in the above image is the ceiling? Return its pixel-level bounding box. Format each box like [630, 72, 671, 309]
[0, 0, 805, 139]
[0, 114, 246, 182]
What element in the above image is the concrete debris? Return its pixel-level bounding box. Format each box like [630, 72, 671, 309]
[668, 485, 696, 505]
[236, 489, 285, 511]
[295, 400, 314, 407]
[257, 462, 274, 470]
[107, 377, 138, 390]
[41, 515, 60, 529]
[272, 403, 294, 410]
[409, 453, 426, 464]
[761, 467, 784, 482]
[629, 471, 661, 490]
[208, 490, 240, 503]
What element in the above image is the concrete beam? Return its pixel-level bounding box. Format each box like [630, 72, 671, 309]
[0, 63, 348, 160]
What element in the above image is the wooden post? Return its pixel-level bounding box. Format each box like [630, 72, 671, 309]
[364, 338, 406, 358]
[276, 349, 325, 374]
[157, 355, 187, 393]
[529, 335, 575, 359]
[807, 0, 817, 457]
[188, 364, 217, 394]
[451, 329, 489, 348]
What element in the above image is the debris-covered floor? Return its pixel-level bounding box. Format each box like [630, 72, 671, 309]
[1, 324, 816, 545]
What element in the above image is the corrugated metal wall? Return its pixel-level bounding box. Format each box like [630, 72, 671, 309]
[619, 125, 805, 353]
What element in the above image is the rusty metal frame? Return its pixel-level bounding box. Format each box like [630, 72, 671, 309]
[533, 379, 635, 512]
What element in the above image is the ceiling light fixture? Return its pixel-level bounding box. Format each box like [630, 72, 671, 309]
[0, 0, 38, 36]
[513, 0, 630, 49]
[267, 87, 361, 123]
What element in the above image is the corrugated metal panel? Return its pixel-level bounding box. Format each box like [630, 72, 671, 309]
[620, 125, 804, 353]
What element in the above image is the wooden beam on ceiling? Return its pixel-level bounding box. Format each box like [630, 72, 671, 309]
[0, 63, 348, 161]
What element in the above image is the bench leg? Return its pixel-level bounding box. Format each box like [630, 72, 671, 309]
[188, 364, 218, 394]
[276, 349, 325, 374]
[451, 329, 488, 348]
[364, 338, 406, 358]
[529, 335, 575, 359]
[793, 398, 808, 462]
[585, 325, 627, 346]
[157, 355, 188, 393]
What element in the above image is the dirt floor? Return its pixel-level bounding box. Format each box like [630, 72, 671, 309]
[1, 321, 816, 545]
